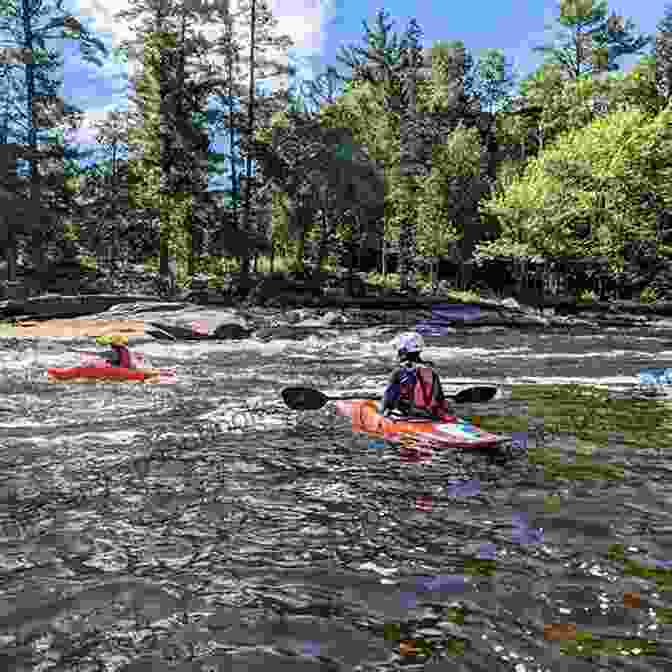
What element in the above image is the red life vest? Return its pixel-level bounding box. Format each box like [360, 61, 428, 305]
[398, 365, 444, 416]
[114, 345, 132, 368]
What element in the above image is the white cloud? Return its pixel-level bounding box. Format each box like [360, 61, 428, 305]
[66, 0, 334, 138]
[74, 0, 332, 52]
[270, 0, 331, 51]
[75, 0, 136, 46]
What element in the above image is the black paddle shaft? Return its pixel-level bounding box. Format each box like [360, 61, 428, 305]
[281, 385, 498, 411]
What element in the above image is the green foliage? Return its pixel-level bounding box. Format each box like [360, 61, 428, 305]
[610, 56, 668, 115]
[447, 288, 482, 302]
[417, 40, 475, 114]
[656, 5, 672, 100]
[78, 254, 97, 271]
[143, 256, 160, 274]
[478, 106, 672, 266]
[640, 286, 657, 304]
[62, 221, 79, 241]
[577, 288, 597, 303]
[475, 48, 516, 112]
[416, 125, 483, 259]
[534, 0, 651, 79]
[519, 66, 612, 150]
[320, 80, 401, 255]
[367, 271, 400, 289]
[270, 190, 291, 256]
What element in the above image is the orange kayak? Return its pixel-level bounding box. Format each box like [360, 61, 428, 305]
[335, 400, 506, 449]
[47, 366, 162, 383]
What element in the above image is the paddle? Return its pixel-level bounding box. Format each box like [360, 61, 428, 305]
[282, 384, 498, 411]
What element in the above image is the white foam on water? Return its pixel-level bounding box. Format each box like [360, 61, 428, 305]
[496, 349, 657, 360]
[0, 418, 46, 428]
[5, 430, 143, 445]
[503, 374, 639, 388]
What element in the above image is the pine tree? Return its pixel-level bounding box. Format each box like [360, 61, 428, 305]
[0, 0, 106, 280]
[534, 0, 651, 79]
[655, 4, 672, 101]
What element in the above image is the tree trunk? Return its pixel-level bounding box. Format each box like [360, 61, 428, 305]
[398, 183, 417, 293]
[23, 10, 47, 283]
[295, 226, 306, 274]
[347, 238, 356, 297]
[4, 226, 17, 283]
[30, 228, 44, 273]
[398, 222, 416, 292]
[159, 44, 176, 297]
[225, 12, 240, 261]
[240, 0, 257, 282]
[356, 229, 363, 272]
[159, 231, 172, 294]
[167, 255, 177, 295]
[316, 198, 329, 271]
[188, 214, 196, 278]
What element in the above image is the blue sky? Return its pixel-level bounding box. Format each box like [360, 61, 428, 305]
[15, 0, 666, 179]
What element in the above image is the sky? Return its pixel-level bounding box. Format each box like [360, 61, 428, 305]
[9, 0, 666, 181]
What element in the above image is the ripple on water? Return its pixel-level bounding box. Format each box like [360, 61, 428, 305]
[0, 331, 670, 669]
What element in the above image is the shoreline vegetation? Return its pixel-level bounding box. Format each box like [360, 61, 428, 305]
[1, 2, 671, 334]
[0, 262, 669, 341]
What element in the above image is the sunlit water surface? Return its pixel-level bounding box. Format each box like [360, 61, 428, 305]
[1, 324, 672, 671]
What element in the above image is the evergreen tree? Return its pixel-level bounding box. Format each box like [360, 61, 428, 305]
[476, 48, 516, 113]
[655, 4, 672, 101]
[0, 0, 106, 279]
[534, 0, 651, 79]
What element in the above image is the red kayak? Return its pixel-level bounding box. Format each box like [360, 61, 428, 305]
[47, 366, 162, 383]
[335, 400, 507, 449]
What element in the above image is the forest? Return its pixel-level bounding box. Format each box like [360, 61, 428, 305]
[0, 0, 671, 305]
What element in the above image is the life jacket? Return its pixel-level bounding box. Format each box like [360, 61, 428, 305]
[397, 364, 444, 417]
[112, 345, 132, 368]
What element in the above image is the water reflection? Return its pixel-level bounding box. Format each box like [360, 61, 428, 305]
[476, 542, 497, 560]
[415, 574, 469, 593]
[512, 512, 545, 546]
[415, 495, 433, 512]
[398, 442, 433, 465]
[447, 478, 481, 497]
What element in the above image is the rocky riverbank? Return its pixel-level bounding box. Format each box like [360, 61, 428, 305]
[1, 289, 669, 343]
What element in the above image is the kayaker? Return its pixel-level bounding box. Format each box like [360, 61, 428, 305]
[95, 334, 135, 368]
[381, 332, 454, 420]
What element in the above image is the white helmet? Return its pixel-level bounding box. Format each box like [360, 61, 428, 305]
[397, 331, 424, 355]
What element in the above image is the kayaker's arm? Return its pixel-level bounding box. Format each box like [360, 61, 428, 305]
[430, 368, 455, 415]
[381, 370, 402, 415]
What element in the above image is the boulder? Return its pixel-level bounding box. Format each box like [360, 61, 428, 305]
[212, 323, 253, 339]
[501, 297, 521, 311]
[254, 325, 319, 341]
[145, 308, 252, 340]
[285, 308, 312, 324]
[0, 294, 161, 320]
[295, 311, 344, 328]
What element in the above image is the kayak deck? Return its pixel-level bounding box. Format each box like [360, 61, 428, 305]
[335, 399, 506, 449]
[47, 366, 162, 383]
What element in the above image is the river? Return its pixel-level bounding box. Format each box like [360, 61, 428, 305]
[1, 320, 672, 671]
